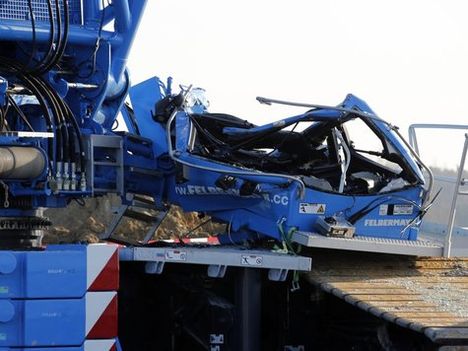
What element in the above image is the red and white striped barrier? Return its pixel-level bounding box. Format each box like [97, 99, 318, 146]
[86, 292, 118, 339]
[87, 244, 119, 292]
[161, 236, 220, 245]
[86, 245, 119, 341]
[84, 339, 118, 351]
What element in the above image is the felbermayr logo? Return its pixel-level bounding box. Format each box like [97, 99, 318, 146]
[364, 219, 411, 227]
[174, 184, 263, 199]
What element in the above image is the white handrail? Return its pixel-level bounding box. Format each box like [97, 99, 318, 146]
[408, 124, 468, 257]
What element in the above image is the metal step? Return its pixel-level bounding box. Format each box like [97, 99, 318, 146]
[100, 193, 168, 244]
[124, 209, 161, 223]
[292, 231, 444, 256]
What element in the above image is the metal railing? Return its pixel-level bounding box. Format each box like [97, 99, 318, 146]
[408, 124, 468, 257]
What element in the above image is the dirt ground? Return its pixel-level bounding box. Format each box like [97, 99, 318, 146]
[43, 195, 224, 244]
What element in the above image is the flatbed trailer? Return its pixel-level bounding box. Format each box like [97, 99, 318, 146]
[115, 244, 467, 351]
[304, 249, 468, 348]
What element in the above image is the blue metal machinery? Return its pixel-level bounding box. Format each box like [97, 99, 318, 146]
[123, 75, 433, 246]
[0, 0, 433, 248]
[162, 92, 431, 243]
[0, 0, 440, 349]
[0, 0, 152, 248]
[0, 1, 142, 349]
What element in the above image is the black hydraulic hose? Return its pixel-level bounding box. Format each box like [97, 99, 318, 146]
[67, 124, 77, 164]
[48, 82, 80, 168]
[64, 103, 85, 171]
[24, 63, 80, 170]
[41, 0, 69, 73]
[34, 78, 68, 162]
[31, 1, 74, 166]
[0, 58, 56, 167]
[56, 99, 79, 167]
[40, 0, 62, 73]
[27, 79, 56, 167]
[59, 123, 68, 162]
[32, 77, 64, 161]
[54, 0, 69, 67]
[0, 47, 81, 177]
[0, 59, 54, 128]
[28, 0, 56, 75]
[30, 78, 59, 169]
[1, 57, 64, 167]
[189, 115, 230, 148]
[24, 0, 38, 70]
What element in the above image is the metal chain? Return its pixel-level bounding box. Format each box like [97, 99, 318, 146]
[0, 180, 9, 208]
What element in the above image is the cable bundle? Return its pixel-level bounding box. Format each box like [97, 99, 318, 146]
[0, 0, 86, 185]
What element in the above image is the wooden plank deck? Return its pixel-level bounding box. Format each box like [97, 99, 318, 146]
[304, 249, 468, 344]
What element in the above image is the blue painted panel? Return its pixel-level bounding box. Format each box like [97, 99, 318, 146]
[0, 246, 87, 299]
[168, 153, 424, 240]
[25, 250, 86, 298]
[0, 298, 85, 347]
[129, 77, 166, 157]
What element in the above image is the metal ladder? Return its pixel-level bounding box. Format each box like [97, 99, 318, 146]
[85, 134, 124, 195]
[100, 193, 169, 244]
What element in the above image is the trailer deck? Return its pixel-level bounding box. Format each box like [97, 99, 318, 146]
[304, 249, 468, 346]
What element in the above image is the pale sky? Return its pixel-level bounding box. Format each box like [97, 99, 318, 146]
[128, 0, 468, 170]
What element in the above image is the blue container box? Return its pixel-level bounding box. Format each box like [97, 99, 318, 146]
[0, 298, 85, 347]
[0, 246, 87, 299]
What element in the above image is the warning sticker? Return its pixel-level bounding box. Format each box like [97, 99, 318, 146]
[0, 333, 6, 341]
[379, 204, 414, 216]
[165, 249, 187, 261]
[299, 203, 326, 214]
[394, 204, 414, 215]
[241, 255, 263, 266]
[379, 205, 388, 216]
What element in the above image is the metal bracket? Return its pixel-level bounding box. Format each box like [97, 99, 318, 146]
[268, 268, 289, 282]
[207, 264, 227, 278]
[145, 261, 165, 275]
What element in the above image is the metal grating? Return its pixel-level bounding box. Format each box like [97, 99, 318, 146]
[292, 231, 444, 256]
[0, 0, 82, 25]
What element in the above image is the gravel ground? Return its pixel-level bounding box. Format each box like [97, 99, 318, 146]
[388, 263, 468, 318]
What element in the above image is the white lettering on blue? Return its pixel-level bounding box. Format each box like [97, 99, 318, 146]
[364, 219, 411, 227]
[175, 185, 289, 206]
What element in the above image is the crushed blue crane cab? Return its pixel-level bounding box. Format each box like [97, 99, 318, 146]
[138, 80, 433, 243]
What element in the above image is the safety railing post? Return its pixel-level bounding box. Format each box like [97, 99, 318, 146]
[443, 134, 468, 257]
[408, 124, 468, 257]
